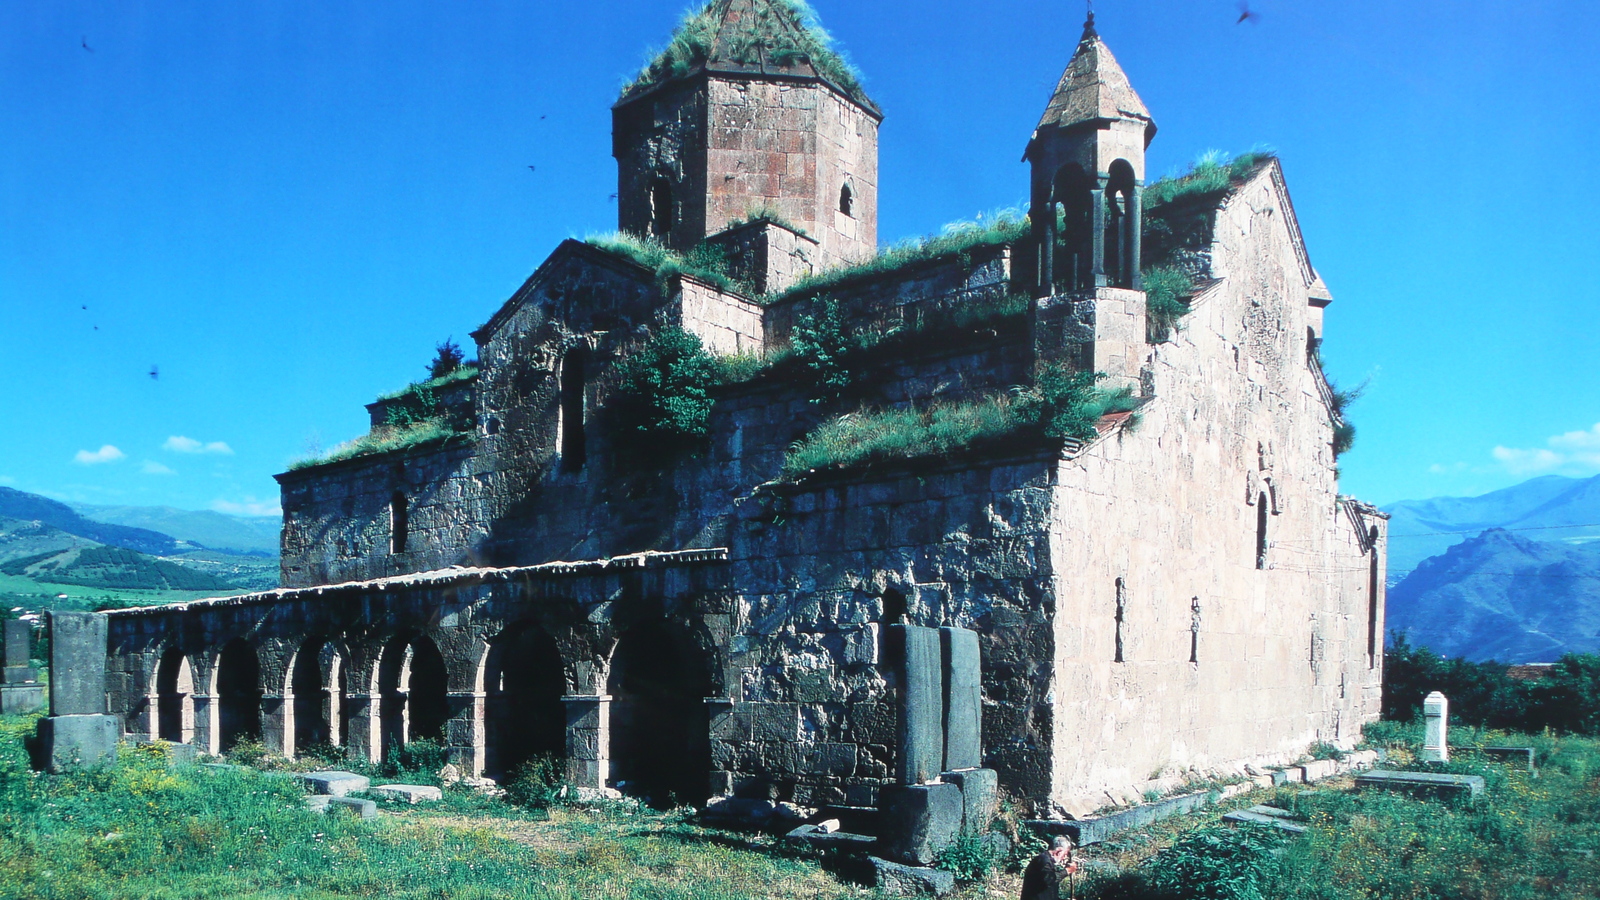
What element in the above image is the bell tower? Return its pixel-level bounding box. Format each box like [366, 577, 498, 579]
[1024, 13, 1156, 296]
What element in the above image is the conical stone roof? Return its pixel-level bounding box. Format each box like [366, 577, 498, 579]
[1036, 14, 1154, 136]
[619, 0, 876, 113]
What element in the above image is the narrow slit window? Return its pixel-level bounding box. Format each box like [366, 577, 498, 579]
[560, 347, 588, 473]
[649, 178, 674, 238]
[1367, 527, 1381, 668]
[390, 492, 409, 555]
[839, 183, 854, 217]
[1114, 577, 1126, 663]
[881, 588, 907, 626]
[1189, 598, 1202, 664]
[1255, 493, 1269, 569]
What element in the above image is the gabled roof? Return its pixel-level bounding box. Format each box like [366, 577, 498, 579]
[1035, 14, 1154, 137]
[618, 0, 878, 116]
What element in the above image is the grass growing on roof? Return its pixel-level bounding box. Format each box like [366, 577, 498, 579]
[621, 0, 867, 106]
[288, 418, 468, 471]
[586, 232, 755, 296]
[1144, 149, 1276, 209]
[376, 365, 479, 402]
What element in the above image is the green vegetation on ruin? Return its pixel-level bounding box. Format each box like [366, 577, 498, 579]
[374, 365, 480, 403]
[287, 418, 473, 472]
[587, 232, 756, 296]
[620, 0, 868, 108]
[610, 326, 725, 455]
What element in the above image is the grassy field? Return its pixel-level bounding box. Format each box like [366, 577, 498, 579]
[0, 572, 248, 612]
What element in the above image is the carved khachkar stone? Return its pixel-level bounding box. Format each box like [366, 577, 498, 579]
[36, 611, 118, 772]
[0, 619, 44, 715]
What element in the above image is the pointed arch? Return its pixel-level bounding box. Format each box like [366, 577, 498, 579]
[379, 633, 448, 760]
[291, 638, 347, 755]
[1105, 159, 1139, 288]
[216, 638, 262, 751]
[606, 620, 713, 807]
[1050, 163, 1095, 293]
[482, 622, 567, 779]
[156, 647, 195, 745]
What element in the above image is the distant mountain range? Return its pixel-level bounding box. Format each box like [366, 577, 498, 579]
[1387, 528, 1600, 663]
[1382, 475, 1600, 576]
[68, 503, 280, 556]
[0, 487, 178, 556]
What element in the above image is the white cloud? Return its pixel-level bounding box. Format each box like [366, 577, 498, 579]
[140, 460, 176, 476]
[211, 497, 281, 517]
[164, 436, 234, 455]
[73, 445, 126, 465]
[1493, 422, 1600, 477]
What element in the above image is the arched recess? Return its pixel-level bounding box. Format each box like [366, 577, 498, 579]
[156, 648, 195, 745]
[482, 622, 567, 779]
[559, 346, 589, 473]
[1105, 159, 1139, 288]
[378, 633, 449, 760]
[649, 176, 674, 238]
[292, 638, 347, 754]
[216, 638, 263, 751]
[1051, 163, 1094, 293]
[606, 620, 713, 807]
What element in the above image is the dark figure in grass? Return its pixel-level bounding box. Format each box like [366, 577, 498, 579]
[1022, 835, 1081, 900]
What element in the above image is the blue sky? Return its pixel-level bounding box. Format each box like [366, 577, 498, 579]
[1, 0, 1596, 517]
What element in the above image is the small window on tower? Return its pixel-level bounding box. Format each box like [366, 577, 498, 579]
[650, 178, 674, 238]
[390, 492, 409, 555]
[839, 183, 854, 217]
[560, 347, 588, 473]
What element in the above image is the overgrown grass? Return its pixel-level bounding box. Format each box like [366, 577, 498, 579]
[723, 204, 808, 237]
[782, 369, 1138, 477]
[621, 0, 868, 107]
[288, 418, 470, 472]
[375, 365, 480, 403]
[586, 232, 754, 296]
[776, 208, 1029, 303]
[1141, 265, 1193, 342]
[1143, 150, 1276, 209]
[0, 717, 862, 900]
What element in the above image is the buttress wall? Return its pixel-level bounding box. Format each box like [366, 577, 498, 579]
[1045, 164, 1386, 813]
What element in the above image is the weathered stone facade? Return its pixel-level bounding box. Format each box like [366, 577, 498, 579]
[103, 5, 1386, 817]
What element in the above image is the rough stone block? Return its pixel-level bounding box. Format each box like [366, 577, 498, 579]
[305, 794, 334, 813]
[37, 714, 119, 772]
[1027, 791, 1212, 847]
[940, 627, 982, 772]
[48, 611, 108, 716]
[329, 796, 379, 819]
[1301, 759, 1338, 782]
[784, 825, 876, 852]
[298, 771, 371, 797]
[1356, 769, 1484, 801]
[0, 684, 46, 715]
[869, 856, 956, 897]
[891, 625, 943, 785]
[2, 619, 29, 668]
[1223, 810, 1307, 834]
[371, 784, 443, 803]
[942, 768, 998, 833]
[876, 782, 963, 866]
[2, 666, 39, 684]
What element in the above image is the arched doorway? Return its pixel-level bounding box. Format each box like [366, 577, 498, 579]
[607, 620, 711, 807]
[379, 633, 449, 760]
[216, 638, 262, 751]
[483, 623, 567, 779]
[292, 639, 345, 754]
[156, 648, 194, 745]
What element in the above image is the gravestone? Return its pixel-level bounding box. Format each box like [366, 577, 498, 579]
[1421, 691, 1449, 763]
[940, 627, 982, 772]
[36, 611, 119, 772]
[890, 625, 944, 785]
[1356, 769, 1484, 800]
[0, 619, 45, 715]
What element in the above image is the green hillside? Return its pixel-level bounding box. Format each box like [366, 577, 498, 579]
[1, 545, 236, 592]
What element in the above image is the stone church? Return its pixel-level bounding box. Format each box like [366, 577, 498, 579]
[103, 1, 1388, 817]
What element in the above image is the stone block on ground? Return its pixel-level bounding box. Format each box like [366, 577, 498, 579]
[1355, 769, 1484, 801]
[1301, 759, 1339, 782]
[329, 797, 379, 819]
[784, 825, 876, 852]
[0, 684, 46, 716]
[877, 782, 963, 865]
[305, 794, 334, 813]
[36, 714, 118, 772]
[2, 666, 39, 684]
[1480, 746, 1537, 772]
[1223, 809, 1307, 834]
[47, 611, 108, 716]
[869, 856, 956, 897]
[1026, 791, 1212, 847]
[298, 770, 371, 797]
[371, 784, 443, 803]
[891, 625, 944, 785]
[939, 627, 982, 771]
[941, 768, 998, 833]
[138, 741, 198, 766]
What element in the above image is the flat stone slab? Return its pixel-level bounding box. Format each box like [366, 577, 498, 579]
[869, 856, 956, 897]
[1356, 769, 1485, 800]
[1028, 790, 1211, 847]
[298, 771, 371, 797]
[1223, 810, 1307, 834]
[1480, 746, 1537, 772]
[0, 683, 46, 716]
[329, 797, 379, 819]
[306, 794, 334, 813]
[371, 784, 443, 803]
[784, 825, 876, 852]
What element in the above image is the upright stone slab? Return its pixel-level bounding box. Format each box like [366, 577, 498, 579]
[890, 625, 944, 785]
[2, 619, 29, 667]
[1422, 692, 1449, 763]
[940, 626, 982, 772]
[47, 611, 108, 715]
[0, 619, 44, 715]
[36, 611, 118, 772]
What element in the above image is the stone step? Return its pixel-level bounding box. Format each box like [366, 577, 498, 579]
[297, 771, 370, 797]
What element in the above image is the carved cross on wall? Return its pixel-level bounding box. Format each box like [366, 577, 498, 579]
[1189, 597, 1202, 664]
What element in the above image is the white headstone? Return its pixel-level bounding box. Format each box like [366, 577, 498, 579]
[1421, 691, 1449, 762]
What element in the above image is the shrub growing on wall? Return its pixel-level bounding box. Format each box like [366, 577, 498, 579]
[611, 326, 723, 453]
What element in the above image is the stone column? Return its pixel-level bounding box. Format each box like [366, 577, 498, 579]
[261, 694, 291, 758]
[1421, 692, 1449, 762]
[344, 693, 382, 764]
[192, 693, 219, 756]
[890, 625, 944, 785]
[562, 694, 611, 789]
[447, 691, 486, 776]
[37, 611, 119, 771]
[1, 620, 45, 715]
[1127, 186, 1143, 290]
[1090, 184, 1108, 287]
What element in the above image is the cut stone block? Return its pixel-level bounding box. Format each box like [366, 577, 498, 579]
[1027, 791, 1212, 847]
[329, 796, 379, 819]
[1301, 759, 1339, 782]
[1480, 746, 1536, 772]
[298, 770, 371, 797]
[940, 627, 982, 772]
[371, 784, 443, 803]
[1269, 770, 1292, 787]
[891, 625, 944, 785]
[1422, 692, 1449, 763]
[37, 713, 119, 772]
[0, 683, 46, 715]
[48, 611, 108, 716]
[2, 619, 29, 668]
[1356, 769, 1484, 800]
[1223, 810, 1307, 834]
[138, 741, 198, 766]
[2, 666, 39, 684]
[942, 767, 998, 833]
[877, 782, 963, 865]
[869, 856, 956, 897]
[784, 825, 876, 852]
[306, 794, 334, 813]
